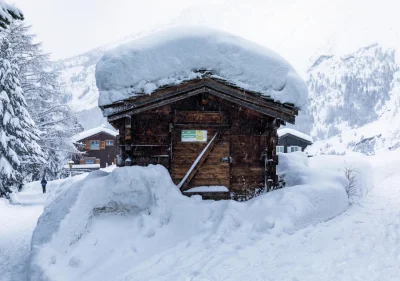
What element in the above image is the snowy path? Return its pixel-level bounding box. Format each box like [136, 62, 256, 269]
[0, 191, 45, 281]
[123, 154, 400, 281]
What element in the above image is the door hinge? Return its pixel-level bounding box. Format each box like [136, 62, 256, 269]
[220, 156, 232, 163]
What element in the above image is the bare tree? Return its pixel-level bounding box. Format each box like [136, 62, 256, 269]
[343, 163, 358, 199]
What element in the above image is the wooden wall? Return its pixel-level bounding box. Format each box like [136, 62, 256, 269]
[278, 135, 312, 153]
[74, 132, 117, 168]
[116, 93, 279, 199]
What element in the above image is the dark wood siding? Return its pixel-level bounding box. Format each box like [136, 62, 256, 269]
[75, 132, 117, 168]
[278, 134, 312, 153]
[118, 94, 279, 199]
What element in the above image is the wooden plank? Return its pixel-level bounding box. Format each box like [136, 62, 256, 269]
[178, 132, 220, 191]
[173, 111, 229, 124]
[204, 78, 298, 116]
[205, 88, 295, 123]
[102, 79, 205, 114]
[108, 87, 206, 122]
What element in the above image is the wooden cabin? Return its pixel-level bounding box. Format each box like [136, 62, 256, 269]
[101, 77, 298, 200]
[72, 127, 118, 168]
[277, 128, 313, 153]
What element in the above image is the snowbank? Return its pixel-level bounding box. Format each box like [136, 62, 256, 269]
[29, 155, 353, 281]
[308, 152, 373, 203]
[95, 26, 308, 108]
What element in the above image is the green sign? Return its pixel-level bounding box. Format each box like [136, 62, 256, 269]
[181, 130, 207, 142]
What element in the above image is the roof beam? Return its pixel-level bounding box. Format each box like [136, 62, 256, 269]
[206, 88, 295, 123]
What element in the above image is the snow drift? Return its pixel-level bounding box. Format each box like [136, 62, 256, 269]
[28, 153, 365, 281]
[95, 26, 308, 108]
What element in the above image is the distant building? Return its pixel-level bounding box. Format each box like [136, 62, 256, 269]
[277, 128, 313, 153]
[72, 126, 118, 168]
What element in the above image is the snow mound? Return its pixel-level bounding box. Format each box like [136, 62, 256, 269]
[30, 156, 353, 281]
[309, 152, 373, 203]
[96, 26, 308, 108]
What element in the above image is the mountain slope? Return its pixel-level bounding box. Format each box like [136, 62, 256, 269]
[306, 44, 398, 139]
[304, 45, 400, 155]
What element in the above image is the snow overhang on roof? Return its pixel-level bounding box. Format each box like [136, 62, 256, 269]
[95, 26, 308, 109]
[278, 128, 313, 143]
[72, 126, 118, 142]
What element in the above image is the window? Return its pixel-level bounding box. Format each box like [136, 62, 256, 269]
[90, 140, 100, 149]
[289, 146, 302, 153]
[276, 146, 285, 153]
[85, 158, 95, 164]
[106, 140, 114, 146]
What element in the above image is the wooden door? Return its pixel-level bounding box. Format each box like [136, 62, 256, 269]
[171, 117, 231, 191]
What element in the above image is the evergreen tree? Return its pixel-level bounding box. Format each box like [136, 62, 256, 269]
[0, 36, 44, 197]
[0, 0, 23, 29]
[5, 23, 83, 180]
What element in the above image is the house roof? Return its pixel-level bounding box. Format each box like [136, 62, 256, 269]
[278, 128, 313, 143]
[72, 126, 118, 142]
[102, 77, 299, 124]
[96, 26, 308, 109]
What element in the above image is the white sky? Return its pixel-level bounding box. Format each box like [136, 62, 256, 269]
[11, 0, 400, 73]
[12, 0, 207, 60]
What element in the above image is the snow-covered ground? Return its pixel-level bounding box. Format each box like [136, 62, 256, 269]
[0, 200, 42, 281]
[0, 174, 88, 281]
[1, 153, 400, 280]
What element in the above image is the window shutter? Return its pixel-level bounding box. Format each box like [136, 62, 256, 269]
[85, 140, 90, 150]
[100, 140, 106, 150]
[95, 159, 100, 164]
[80, 159, 84, 164]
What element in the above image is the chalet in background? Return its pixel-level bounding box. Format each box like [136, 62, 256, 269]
[277, 128, 313, 153]
[71, 126, 118, 168]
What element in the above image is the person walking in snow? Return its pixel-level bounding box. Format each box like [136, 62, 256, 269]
[41, 177, 47, 193]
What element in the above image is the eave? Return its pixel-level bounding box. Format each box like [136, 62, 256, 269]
[100, 77, 299, 124]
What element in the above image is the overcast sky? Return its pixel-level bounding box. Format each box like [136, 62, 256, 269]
[12, 0, 207, 60]
[11, 0, 400, 73]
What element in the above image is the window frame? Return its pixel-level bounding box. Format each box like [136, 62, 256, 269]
[105, 139, 114, 146]
[90, 140, 100, 150]
[276, 145, 285, 153]
[289, 146, 302, 153]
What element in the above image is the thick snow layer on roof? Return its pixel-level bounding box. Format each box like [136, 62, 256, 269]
[72, 126, 118, 142]
[278, 128, 313, 143]
[96, 26, 308, 108]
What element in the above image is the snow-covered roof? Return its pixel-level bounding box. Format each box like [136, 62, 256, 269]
[96, 26, 308, 108]
[72, 126, 118, 142]
[278, 128, 313, 143]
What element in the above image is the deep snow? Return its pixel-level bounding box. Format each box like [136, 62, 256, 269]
[28, 153, 370, 281]
[95, 26, 308, 108]
[3, 152, 399, 281]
